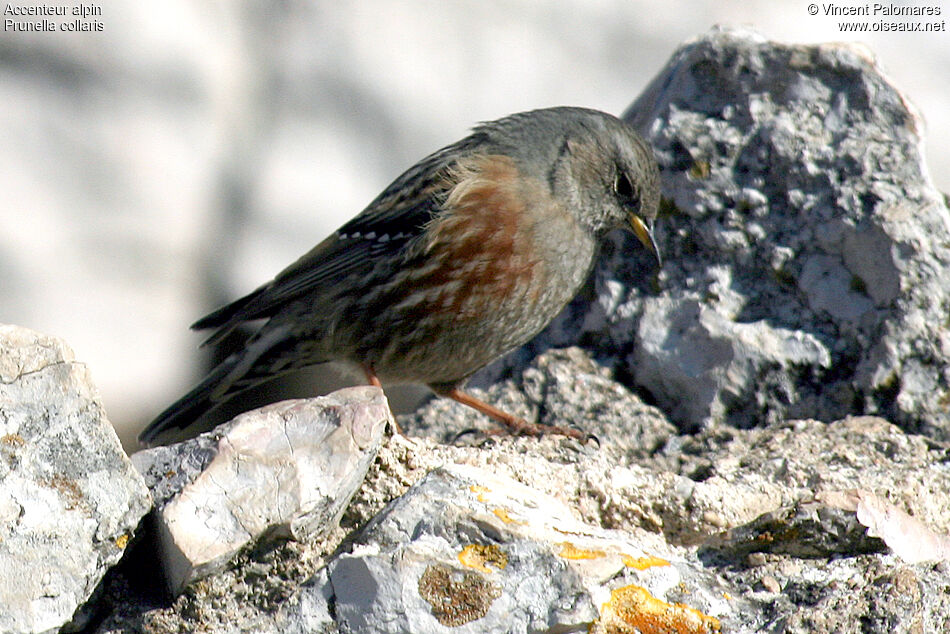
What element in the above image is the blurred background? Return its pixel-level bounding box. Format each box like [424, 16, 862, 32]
[2, 1, 948, 449]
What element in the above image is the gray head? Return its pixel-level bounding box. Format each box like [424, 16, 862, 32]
[476, 107, 661, 262]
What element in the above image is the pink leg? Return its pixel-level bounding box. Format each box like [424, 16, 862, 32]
[364, 364, 383, 388]
[364, 364, 402, 434]
[445, 388, 584, 439]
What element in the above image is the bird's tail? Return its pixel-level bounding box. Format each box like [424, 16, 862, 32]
[138, 325, 295, 446]
[139, 353, 239, 446]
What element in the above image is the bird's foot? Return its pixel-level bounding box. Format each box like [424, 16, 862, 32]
[445, 388, 586, 440]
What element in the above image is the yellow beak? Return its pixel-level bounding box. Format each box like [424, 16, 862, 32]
[629, 213, 661, 267]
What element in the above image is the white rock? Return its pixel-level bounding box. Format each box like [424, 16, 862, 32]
[0, 324, 151, 634]
[131, 386, 391, 595]
[282, 464, 738, 633]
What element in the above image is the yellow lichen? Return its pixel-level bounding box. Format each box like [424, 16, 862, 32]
[688, 160, 711, 180]
[470, 485, 490, 503]
[621, 555, 670, 570]
[559, 542, 606, 560]
[591, 584, 721, 634]
[492, 508, 526, 525]
[458, 544, 508, 574]
[1, 434, 25, 447]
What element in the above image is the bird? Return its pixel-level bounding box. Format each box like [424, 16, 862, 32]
[140, 106, 660, 445]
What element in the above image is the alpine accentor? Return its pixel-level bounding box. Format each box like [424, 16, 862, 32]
[140, 107, 660, 445]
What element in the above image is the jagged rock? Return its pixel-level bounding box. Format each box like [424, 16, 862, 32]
[628, 27, 950, 436]
[635, 297, 831, 428]
[130, 386, 391, 595]
[94, 405, 950, 631]
[403, 346, 676, 451]
[654, 416, 950, 542]
[485, 27, 950, 440]
[276, 464, 744, 633]
[0, 324, 151, 634]
[95, 342, 950, 632]
[626, 27, 950, 438]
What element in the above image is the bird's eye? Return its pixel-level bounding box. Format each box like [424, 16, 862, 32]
[614, 172, 639, 207]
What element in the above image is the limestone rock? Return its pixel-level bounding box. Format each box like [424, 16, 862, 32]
[404, 346, 676, 451]
[0, 324, 151, 634]
[131, 386, 391, 595]
[276, 464, 744, 633]
[92, 403, 950, 632]
[484, 27, 950, 441]
[624, 27, 950, 437]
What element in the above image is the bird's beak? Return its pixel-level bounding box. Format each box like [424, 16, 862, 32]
[629, 213, 661, 267]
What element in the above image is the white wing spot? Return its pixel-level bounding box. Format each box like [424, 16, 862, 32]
[341, 230, 409, 243]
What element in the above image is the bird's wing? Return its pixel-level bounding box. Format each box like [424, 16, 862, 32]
[192, 135, 487, 345]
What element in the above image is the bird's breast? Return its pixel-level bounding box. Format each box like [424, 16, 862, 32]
[412, 155, 584, 315]
[341, 153, 595, 384]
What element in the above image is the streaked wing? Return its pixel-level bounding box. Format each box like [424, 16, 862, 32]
[193, 133, 488, 342]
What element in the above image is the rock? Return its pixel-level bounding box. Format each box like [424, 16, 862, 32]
[701, 499, 887, 561]
[131, 386, 391, 595]
[403, 346, 676, 452]
[93, 401, 950, 632]
[635, 416, 950, 546]
[635, 297, 830, 428]
[0, 324, 151, 634]
[630, 27, 950, 437]
[482, 27, 950, 440]
[277, 464, 744, 633]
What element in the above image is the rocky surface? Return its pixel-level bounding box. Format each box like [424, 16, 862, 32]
[276, 464, 741, 633]
[86, 347, 950, 633]
[131, 387, 391, 595]
[0, 325, 151, 634]
[625, 27, 950, 439]
[482, 26, 950, 443]
[5, 28, 950, 634]
[630, 28, 950, 438]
